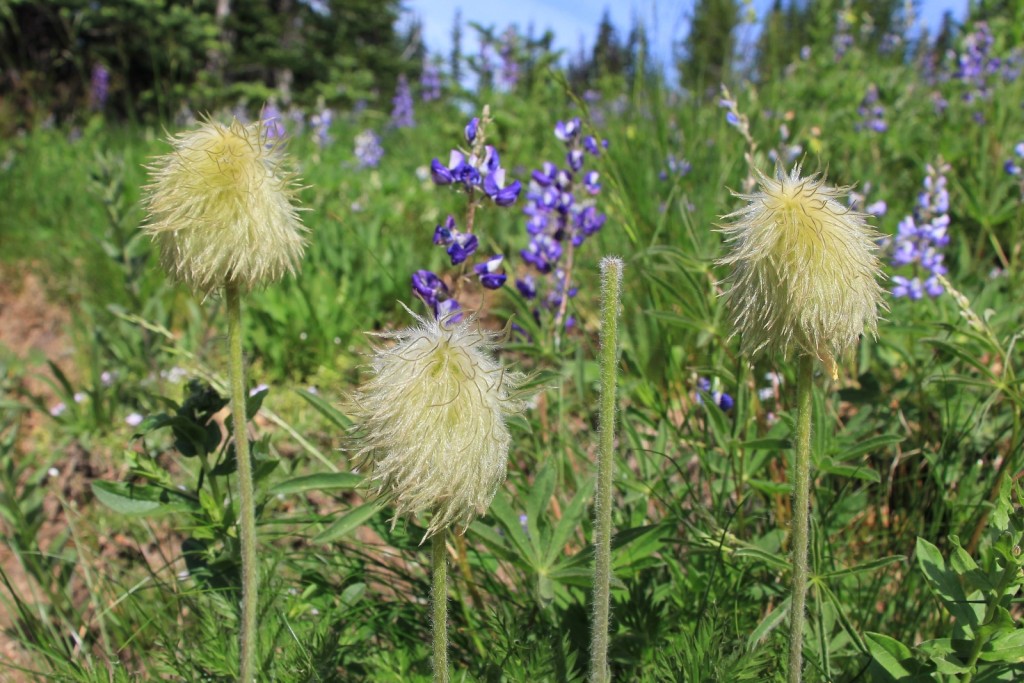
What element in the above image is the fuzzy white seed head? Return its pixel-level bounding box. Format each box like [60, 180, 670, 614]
[348, 312, 525, 540]
[718, 164, 885, 370]
[143, 118, 307, 295]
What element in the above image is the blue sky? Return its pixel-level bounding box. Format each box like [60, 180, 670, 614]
[403, 0, 968, 70]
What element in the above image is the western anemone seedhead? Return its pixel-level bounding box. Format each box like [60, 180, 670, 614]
[348, 311, 525, 540]
[143, 118, 307, 295]
[718, 164, 884, 370]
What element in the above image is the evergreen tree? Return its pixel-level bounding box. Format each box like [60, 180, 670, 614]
[592, 9, 626, 78]
[678, 0, 742, 95]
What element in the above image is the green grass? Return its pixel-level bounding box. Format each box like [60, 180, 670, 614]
[1, 29, 1023, 683]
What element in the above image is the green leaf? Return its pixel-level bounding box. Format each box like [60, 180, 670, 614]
[269, 472, 362, 496]
[865, 632, 914, 679]
[246, 387, 268, 419]
[525, 465, 556, 552]
[818, 456, 881, 483]
[487, 489, 537, 565]
[92, 481, 198, 517]
[747, 596, 790, 650]
[734, 546, 790, 572]
[980, 629, 1024, 663]
[916, 537, 981, 634]
[543, 479, 594, 568]
[833, 434, 903, 462]
[822, 555, 905, 580]
[313, 501, 382, 544]
[917, 638, 969, 674]
[738, 437, 790, 451]
[747, 478, 790, 496]
[296, 388, 352, 429]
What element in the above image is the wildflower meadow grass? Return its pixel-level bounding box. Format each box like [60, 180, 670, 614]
[1, 8, 1023, 683]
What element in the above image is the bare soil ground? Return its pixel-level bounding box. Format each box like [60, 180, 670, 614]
[0, 264, 75, 678]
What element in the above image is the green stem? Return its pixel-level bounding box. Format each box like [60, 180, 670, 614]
[432, 532, 450, 683]
[590, 257, 623, 683]
[226, 285, 258, 683]
[960, 552, 1021, 683]
[788, 354, 815, 683]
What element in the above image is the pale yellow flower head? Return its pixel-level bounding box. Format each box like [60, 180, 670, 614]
[143, 118, 307, 295]
[348, 311, 525, 540]
[718, 164, 884, 370]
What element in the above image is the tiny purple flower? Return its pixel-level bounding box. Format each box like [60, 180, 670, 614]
[516, 276, 537, 299]
[447, 232, 479, 265]
[474, 255, 507, 289]
[465, 117, 480, 143]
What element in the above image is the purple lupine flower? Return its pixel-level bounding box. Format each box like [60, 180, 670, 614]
[521, 234, 562, 273]
[483, 167, 522, 206]
[90, 64, 110, 110]
[516, 276, 537, 299]
[567, 149, 585, 172]
[465, 117, 479, 143]
[516, 116, 608, 327]
[391, 75, 415, 128]
[354, 129, 383, 168]
[474, 255, 507, 289]
[434, 215, 457, 245]
[261, 103, 286, 139]
[431, 150, 467, 184]
[412, 270, 448, 308]
[431, 215, 478, 265]
[833, 10, 853, 61]
[1004, 143, 1024, 195]
[891, 276, 924, 300]
[695, 377, 734, 411]
[421, 62, 442, 102]
[436, 297, 463, 322]
[660, 154, 692, 180]
[447, 232, 479, 265]
[889, 161, 951, 299]
[554, 118, 581, 143]
[855, 85, 887, 134]
[311, 108, 333, 148]
[865, 200, 887, 217]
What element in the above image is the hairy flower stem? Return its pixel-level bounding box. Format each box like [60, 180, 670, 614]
[788, 354, 814, 683]
[227, 285, 258, 683]
[590, 257, 623, 683]
[432, 531, 450, 683]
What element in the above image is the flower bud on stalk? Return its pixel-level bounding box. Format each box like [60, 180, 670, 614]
[349, 311, 525, 539]
[718, 164, 884, 376]
[142, 117, 308, 683]
[717, 164, 884, 683]
[143, 118, 307, 295]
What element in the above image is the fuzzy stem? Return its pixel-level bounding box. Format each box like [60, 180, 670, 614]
[590, 257, 624, 683]
[431, 531, 450, 683]
[226, 285, 258, 683]
[788, 354, 815, 683]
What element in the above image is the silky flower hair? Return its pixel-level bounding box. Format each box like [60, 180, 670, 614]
[143, 118, 307, 295]
[718, 164, 884, 370]
[348, 311, 525, 539]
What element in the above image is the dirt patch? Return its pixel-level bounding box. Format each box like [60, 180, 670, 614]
[0, 263, 74, 369]
[0, 263, 77, 678]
